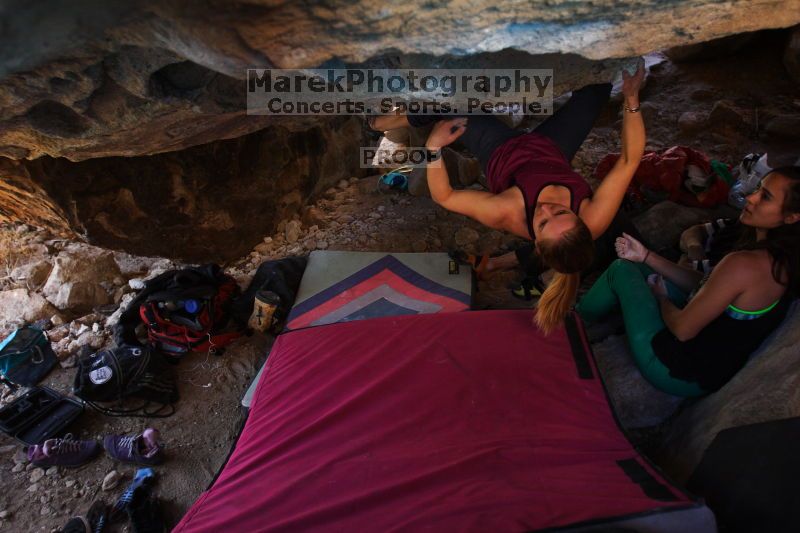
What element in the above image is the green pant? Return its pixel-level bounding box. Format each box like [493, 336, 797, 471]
[576, 259, 706, 397]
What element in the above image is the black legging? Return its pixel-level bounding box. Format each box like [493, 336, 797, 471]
[406, 83, 613, 171]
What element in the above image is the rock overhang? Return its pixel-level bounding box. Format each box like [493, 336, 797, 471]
[0, 0, 797, 160]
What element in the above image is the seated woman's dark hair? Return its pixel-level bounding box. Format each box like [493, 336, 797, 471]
[535, 218, 594, 334]
[737, 166, 800, 297]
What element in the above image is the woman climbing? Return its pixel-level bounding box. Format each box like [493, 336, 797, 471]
[576, 168, 800, 396]
[370, 62, 646, 333]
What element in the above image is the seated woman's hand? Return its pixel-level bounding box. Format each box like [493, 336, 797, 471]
[647, 273, 669, 300]
[615, 232, 649, 262]
[425, 118, 467, 151]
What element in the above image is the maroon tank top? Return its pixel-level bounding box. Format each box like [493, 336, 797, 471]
[485, 132, 593, 239]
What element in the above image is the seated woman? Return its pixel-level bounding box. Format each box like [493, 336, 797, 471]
[576, 168, 800, 396]
[371, 63, 646, 333]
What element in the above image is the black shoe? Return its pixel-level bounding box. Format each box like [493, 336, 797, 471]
[60, 501, 108, 533]
[128, 486, 166, 533]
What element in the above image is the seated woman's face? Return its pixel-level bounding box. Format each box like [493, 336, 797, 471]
[740, 172, 794, 229]
[532, 202, 579, 241]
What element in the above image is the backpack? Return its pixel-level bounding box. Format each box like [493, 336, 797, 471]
[115, 264, 243, 361]
[73, 344, 178, 417]
[0, 326, 58, 389]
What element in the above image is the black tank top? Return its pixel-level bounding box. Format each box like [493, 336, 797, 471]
[652, 295, 792, 392]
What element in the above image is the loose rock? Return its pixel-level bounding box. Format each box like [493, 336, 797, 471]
[0, 444, 16, 454]
[454, 227, 480, 247]
[42, 243, 122, 312]
[13, 448, 27, 464]
[30, 469, 45, 483]
[102, 470, 122, 491]
[302, 206, 326, 227]
[411, 240, 428, 253]
[285, 220, 302, 244]
[9, 259, 52, 287]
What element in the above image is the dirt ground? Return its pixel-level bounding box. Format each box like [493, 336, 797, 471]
[1, 30, 797, 531]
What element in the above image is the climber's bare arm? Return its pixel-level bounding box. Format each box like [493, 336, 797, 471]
[579, 61, 646, 238]
[423, 118, 520, 233]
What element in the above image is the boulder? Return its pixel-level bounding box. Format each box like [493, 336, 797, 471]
[0, 289, 57, 326]
[591, 335, 686, 429]
[633, 201, 713, 251]
[690, 88, 716, 101]
[42, 243, 122, 312]
[9, 259, 52, 287]
[764, 114, 800, 138]
[708, 99, 747, 132]
[658, 302, 800, 483]
[677, 111, 708, 135]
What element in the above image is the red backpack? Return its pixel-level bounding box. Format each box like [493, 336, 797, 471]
[127, 265, 243, 360]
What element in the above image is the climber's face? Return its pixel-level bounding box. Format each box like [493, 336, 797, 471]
[532, 202, 579, 242]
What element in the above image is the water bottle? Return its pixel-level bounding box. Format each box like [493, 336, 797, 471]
[183, 299, 200, 314]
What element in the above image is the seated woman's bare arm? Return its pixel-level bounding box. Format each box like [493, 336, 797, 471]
[657, 254, 750, 341]
[617, 233, 704, 293]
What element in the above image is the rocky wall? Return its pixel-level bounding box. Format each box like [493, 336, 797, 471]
[1, 116, 365, 261]
[1, 1, 799, 161]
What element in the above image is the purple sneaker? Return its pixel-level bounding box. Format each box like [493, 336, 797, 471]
[27, 434, 101, 468]
[103, 428, 164, 466]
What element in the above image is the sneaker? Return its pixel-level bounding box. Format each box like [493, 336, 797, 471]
[104, 428, 164, 466]
[111, 467, 155, 521]
[27, 434, 101, 468]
